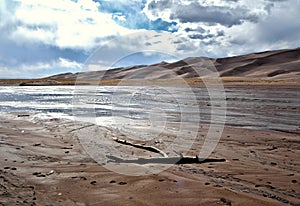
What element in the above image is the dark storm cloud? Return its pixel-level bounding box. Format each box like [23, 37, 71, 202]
[147, 0, 173, 11]
[188, 30, 225, 40]
[176, 43, 194, 51]
[170, 3, 258, 27]
[171, 39, 184, 44]
[184, 26, 206, 33]
[188, 33, 213, 40]
[217, 30, 225, 36]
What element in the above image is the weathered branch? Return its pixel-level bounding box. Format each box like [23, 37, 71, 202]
[113, 138, 168, 157]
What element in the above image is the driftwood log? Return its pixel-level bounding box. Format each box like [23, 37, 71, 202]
[110, 138, 226, 164]
[107, 155, 226, 165]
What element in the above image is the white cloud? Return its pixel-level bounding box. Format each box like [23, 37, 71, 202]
[0, 58, 83, 78]
[0, 0, 17, 28]
[12, 26, 55, 44]
[6, 0, 134, 50]
[87, 64, 110, 71]
[58, 58, 83, 69]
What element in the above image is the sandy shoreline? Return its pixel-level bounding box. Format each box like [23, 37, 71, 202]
[0, 112, 299, 206]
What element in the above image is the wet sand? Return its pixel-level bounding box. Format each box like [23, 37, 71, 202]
[0, 83, 300, 206]
[0, 110, 299, 206]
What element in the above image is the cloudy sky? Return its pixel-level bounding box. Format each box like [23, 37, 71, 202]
[0, 0, 299, 78]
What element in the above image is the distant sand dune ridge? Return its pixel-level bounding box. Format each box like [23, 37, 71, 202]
[48, 48, 300, 80]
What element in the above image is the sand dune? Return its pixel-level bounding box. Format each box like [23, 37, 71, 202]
[49, 48, 300, 80]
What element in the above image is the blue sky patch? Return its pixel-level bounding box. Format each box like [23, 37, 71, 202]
[96, 0, 178, 32]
